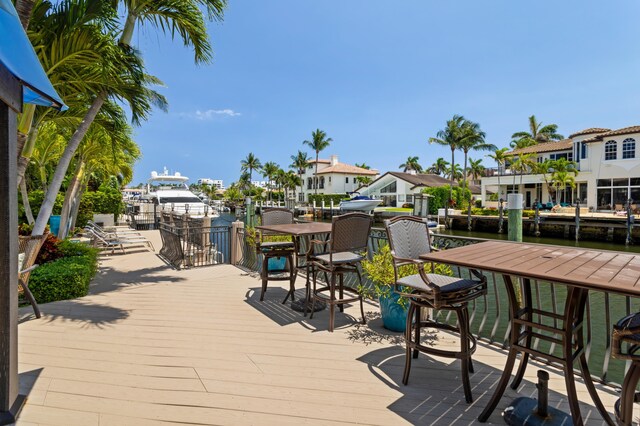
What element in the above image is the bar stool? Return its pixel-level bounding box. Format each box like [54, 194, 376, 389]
[612, 312, 640, 425]
[310, 213, 372, 332]
[385, 216, 487, 403]
[257, 208, 296, 302]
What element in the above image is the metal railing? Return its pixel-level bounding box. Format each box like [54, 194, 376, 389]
[233, 225, 637, 388]
[158, 219, 229, 269]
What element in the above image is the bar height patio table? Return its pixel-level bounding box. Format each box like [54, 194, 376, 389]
[419, 240, 640, 426]
[256, 221, 332, 312]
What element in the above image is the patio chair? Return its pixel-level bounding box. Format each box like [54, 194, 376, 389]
[384, 215, 487, 403]
[257, 208, 296, 302]
[18, 234, 48, 318]
[310, 212, 372, 332]
[611, 312, 640, 425]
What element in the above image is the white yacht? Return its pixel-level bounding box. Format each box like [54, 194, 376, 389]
[140, 168, 213, 216]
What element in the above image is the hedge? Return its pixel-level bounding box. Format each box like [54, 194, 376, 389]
[308, 194, 348, 205]
[28, 242, 99, 304]
[421, 185, 471, 215]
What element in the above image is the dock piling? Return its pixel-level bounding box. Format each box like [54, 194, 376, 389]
[507, 194, 522, 242]
[575, 201, 580, 241]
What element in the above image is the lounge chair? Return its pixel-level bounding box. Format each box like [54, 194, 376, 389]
[86, 228, 154, 253]
[18, 234, 48, 318]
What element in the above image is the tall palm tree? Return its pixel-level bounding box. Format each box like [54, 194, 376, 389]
[429, 115, 468, 219]
[262, 161, 279, 202]
[468, 158, 485, 183]
[458, 121, 495, 188]
[428, 157, 449, 176]
[399, 156, 422, 173]
[511, 115, 564, 148]
[510, 153, 536, 188]
[31, 0, 226, 235]
[240, 153, 262, 183]
[289, 150, 310, 201]
[303, 129, 332, 195]
[487, 148, 511, 199]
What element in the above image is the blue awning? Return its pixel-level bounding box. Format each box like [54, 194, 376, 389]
[0, 0, 66, 110]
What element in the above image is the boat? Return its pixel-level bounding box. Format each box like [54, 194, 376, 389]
[339, 195, 382, 213]
[138, 167, 214, 216]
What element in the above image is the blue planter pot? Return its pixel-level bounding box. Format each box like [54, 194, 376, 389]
[267, 256, 287, 271]
[379, 292, 408, 332]
[49, 215, 61, 236]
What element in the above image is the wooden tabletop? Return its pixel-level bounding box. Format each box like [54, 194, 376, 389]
[419, 240, 640, 297]
[256, 222, 332, 236]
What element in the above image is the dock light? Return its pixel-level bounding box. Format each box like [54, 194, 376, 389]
[204, 204, 209, 217]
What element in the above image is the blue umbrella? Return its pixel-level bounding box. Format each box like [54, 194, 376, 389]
[0, 0, 66, 110]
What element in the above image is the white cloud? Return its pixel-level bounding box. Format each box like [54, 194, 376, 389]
[181, 109, 241, 120]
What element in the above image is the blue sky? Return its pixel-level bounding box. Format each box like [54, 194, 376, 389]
[130, 0, 640, 186]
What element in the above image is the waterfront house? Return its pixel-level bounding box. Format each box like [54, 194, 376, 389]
[298, 155, 379, 202]
[358, 171, 459, 207]
[480, 126, 640, 211]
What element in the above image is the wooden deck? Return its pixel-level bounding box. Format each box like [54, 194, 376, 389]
[14, 231, 618, 425]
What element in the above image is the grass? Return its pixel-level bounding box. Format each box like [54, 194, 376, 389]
[376, 207, 413, 212]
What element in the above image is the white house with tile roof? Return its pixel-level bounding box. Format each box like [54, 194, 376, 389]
[298, 155, 379, 202]
[480, 126, 640, 211]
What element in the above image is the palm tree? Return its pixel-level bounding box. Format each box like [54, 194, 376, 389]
[285, 171, 301, 202]
[428, 157, 449, 175]
[487, 148, 511, 200]
[240, 153, 262, 183]
[399, 156, 422, 173]
[290, 150, 310, 201]
[31, 0, 226, 235]
[429, 115, 468, 217]
[511, 115, 564, 148]
[458, 121, 495, 188]
[551, 171, 576, 204]
[445, 163, 463, 181]
[262, 161, 279, 202]
[468, 158, 485, 183]
[509, 153, 536, 189]
[303, 129, 332, 195]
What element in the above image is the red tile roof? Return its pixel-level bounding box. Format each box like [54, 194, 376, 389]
[508, 139, 573, 155]
[568, 128, 611, 138]
[316, 163, 378, 175]
[582, 126, 640, 143]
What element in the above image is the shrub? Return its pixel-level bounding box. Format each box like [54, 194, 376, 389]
[421, 185, 472, 214]
[28, 255, 97, 304]
[35, 233, 63, 264]
[401, 203, 414, 209]
[361, 244, 452, 308]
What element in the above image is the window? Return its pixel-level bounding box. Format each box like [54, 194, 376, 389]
[605, 140, 617, 160]
[319, 177, 325, 189]
[328, 177, 331, 183]
[623, 138, 636, 159]
[581, 142, 588, 159]
[345, 177, 349, 184]
[380, 181, 397, 193]
[307, 177, 312, 189]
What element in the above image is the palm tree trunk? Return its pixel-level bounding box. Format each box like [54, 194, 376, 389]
[17, 124, 38, 187]
[58, 160, 85, 239]
[314, 152, 319, 195]
[20, 179, 34, 225]
[32, 93, 106, 235]
[14, 0, 35, 29]
[69, 183, 87, 231]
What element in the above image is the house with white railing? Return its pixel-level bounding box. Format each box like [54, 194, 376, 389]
[480, 126, 640, 211]
[298, 155, 379, 202]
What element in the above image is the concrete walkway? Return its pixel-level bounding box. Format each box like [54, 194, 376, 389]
[14, 231, 617, 425]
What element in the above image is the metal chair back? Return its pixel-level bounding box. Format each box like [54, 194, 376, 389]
[385, 216, 432, 262]
[330, 212, 372, 253]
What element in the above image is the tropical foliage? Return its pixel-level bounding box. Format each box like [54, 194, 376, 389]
[511, 115, 564, 148]
[303, 129, 332, 195]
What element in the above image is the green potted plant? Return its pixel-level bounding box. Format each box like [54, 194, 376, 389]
[362, 244, 452, 332]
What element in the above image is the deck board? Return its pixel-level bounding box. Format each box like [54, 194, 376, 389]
[14, 230, 616, 425]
